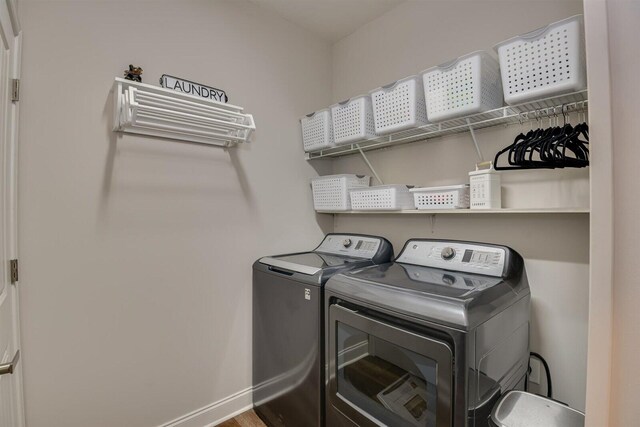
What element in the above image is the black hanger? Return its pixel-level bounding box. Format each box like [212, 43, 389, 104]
[494, 116, 589, 171]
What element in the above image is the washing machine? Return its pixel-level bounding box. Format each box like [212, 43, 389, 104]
[253, 233, 393, 427]
[325, 239, 530, 427]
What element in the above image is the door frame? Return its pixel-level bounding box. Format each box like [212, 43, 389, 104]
[583, 1, 614, 426]
[0, 0, 22, 424]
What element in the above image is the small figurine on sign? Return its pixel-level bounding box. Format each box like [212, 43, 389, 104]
[124, 64, 143, 82]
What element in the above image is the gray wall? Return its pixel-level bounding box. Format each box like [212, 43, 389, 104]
[18, 1, 331, 426]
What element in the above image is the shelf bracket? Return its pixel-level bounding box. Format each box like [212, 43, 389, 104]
[356, 144, 384, 185]
[466, 118, 484, 161]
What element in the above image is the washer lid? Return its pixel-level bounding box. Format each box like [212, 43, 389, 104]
[491, 391, 585, 427]
[259, 252, 364, 276]
[258, 234, 393, 276]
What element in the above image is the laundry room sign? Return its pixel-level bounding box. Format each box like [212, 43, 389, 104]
[159, 74, 228, 103]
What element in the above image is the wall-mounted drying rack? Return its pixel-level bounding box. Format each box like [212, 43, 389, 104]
[305, 90, 587, 160]
[112, 78, 256, 147]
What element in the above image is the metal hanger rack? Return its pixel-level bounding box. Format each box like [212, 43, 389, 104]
[112, 78, 256, 147]
[305, 90, 587, 160]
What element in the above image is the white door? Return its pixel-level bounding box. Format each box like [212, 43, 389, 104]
[0, 0, 22, 426]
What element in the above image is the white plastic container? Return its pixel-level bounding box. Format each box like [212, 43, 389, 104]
[494, 15, 586, 105]
[469, 162, 501, 209]
[331, 96, 377, 145]
[369, 76, 429, 134]
[300, 109, 335, 152]
[311, 174, 370, 211]
[410, 185, 470, 210]
[349, 185, 415, 211]
[421, 51, 503, 122]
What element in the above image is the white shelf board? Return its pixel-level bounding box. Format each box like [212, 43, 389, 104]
[317, 208, 590, 215]
[305, 90, 588, 159]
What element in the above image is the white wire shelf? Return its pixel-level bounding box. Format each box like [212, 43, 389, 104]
[317, 208, 590, 215]
[113, 78, 255, 147]
[305, 90, 588, 159]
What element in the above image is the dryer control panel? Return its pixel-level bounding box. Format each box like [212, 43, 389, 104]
[315, 234, 382, 259]
[396, 240, 506, 277]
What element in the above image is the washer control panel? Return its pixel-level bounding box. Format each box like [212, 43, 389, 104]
[316, 234, 382, 259]
[396, 240, 506, 277]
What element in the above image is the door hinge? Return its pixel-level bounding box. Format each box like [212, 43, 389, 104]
[11, 79, 19, 102]
[9, 259, 18, 284]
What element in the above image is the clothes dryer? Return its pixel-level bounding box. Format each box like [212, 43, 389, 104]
[325, 239, 530, 427]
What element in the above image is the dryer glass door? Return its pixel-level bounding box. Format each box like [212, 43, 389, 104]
[328, 304, 452, 427]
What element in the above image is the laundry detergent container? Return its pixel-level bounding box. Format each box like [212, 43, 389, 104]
[330, 95, 376, 145]
[421, 51, 503, 122]
[494, 15, 586, 105]
[300, 108, 335, 152]
[370, 76, 429, 135]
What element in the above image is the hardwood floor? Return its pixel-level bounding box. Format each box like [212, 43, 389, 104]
[216, 409, 266, 427]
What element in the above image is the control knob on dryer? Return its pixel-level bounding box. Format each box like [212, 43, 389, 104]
[441, 247, 456, 260]
[342, 238, 352, 248]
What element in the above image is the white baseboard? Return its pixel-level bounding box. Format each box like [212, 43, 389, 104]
[158, 386, 254, 427]
[157, 341, 366, 427]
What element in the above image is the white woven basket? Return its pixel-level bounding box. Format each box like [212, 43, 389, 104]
[311, 174, 370, 211]
[331, 96, 376, 145]
[494, 15, 586, 105]
[410, 185, 470, 210]
[369, 76, 429, 134]
[300, 109, 335, 152]
[421, 51, 503, 122]
[349, 185, 415, 211]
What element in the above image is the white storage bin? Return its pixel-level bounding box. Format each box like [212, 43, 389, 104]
[349, 185, 415, 211]
[331, 96, 377, 145]
[494, 15, 586, 105]
[300, 109, 335, 152]
[369, 76, 429, 134]
[469, 162, 501, 209]
[410, 185, 470, 210]
[421, 51, 503, 122]
[311, 174, 370, 211]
